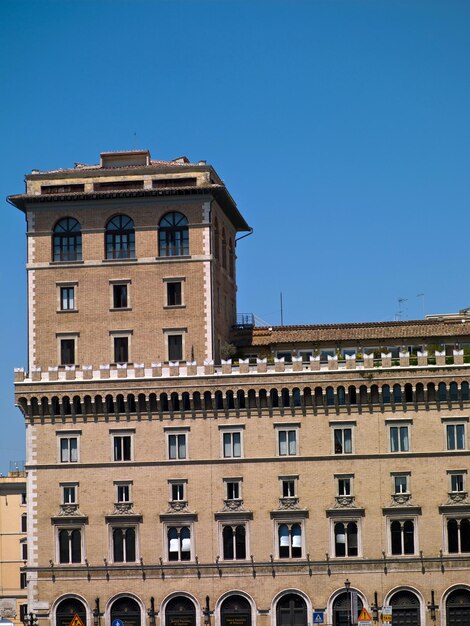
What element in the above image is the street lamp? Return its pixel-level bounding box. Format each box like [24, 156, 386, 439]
[344, 580, 351, 626]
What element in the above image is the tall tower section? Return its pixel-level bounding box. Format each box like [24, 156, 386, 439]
[9, 150, 250, 369]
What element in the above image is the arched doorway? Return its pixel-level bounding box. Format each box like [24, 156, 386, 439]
[56, 597, 87, 626]
[389, 590, 420, 626]
[110, 597, 141, 626]
[276, 594, 307, 626]
[166, 597, 196, 626]
[446, 588, 470, 626]
[332, 592, 363, 626]
[221, 595, 252, 626]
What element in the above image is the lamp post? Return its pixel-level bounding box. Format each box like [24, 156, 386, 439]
[344, 579, 351, 626]
[147, 597, 156, 626]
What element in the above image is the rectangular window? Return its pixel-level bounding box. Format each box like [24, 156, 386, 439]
[113, 434, 133, 461]
[276, 351, 292, 362]
[60, 338, 75, 365]
[62, 484, 77, 504]
[60, 286, 75, 311]
[59, 436, 79, 463]
[113, 284, 128, 309]
[20, 573, 27, 589]
[225, 479, 242, 501]
[390, 425, 410, 452]
[116, 482, 132, 503]
[394, 475, 409, 494]
[170, 481, 187, 502]
[447, 424, 466, 450]
[58, 527, 83, 563]
[168, 334, 183, 361]
[222, 430, 243, 458]
[278, 429, 298, 456]
[450, 473, 465, 493]
[282, 479, 296, 498]
[334, 428, 352, 454]
[21, 541, 28, 561]
[167, 281, 182, 306]
[168, 433, 187, 459]
[21, 513, 27, 533]
[299, 350, 313, 362]
[114, 336, 129, 363]
[338, 477, 352, 496]
[21, 492, 27, 505]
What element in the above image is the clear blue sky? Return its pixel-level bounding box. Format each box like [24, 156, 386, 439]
[1, 0, 469, 472]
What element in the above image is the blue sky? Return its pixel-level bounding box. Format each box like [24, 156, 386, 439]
[0, 0, 469, 472]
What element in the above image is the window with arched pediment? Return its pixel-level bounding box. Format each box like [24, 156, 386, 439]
[159, 212, 189, 256]
[105, 215, 135, 259]
[53, 218, 82, 261]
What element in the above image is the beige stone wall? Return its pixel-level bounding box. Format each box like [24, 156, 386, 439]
[0, 476, 27, 626]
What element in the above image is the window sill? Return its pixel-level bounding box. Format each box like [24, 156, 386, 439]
[110, 307, 132, 312]
[155, 255, 191, 261]
[50, 260, 84, 266]
[102, 258, 137, 263]
[57, 309, 78, 314]
[164, 305, 186, 310]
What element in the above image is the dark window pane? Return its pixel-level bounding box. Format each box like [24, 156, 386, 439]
[61, 339, 75, 365]
[167, 282, 182, 306]
[168, 335, 183, 361]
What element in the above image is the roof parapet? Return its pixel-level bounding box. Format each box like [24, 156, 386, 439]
[13, 350, 466, 385]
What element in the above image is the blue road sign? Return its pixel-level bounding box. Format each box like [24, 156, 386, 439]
[112, 620, 124, 626]
[313, 612, 324, 624]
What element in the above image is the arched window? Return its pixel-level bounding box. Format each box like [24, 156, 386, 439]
[462, 382, 470, 401]
[56, 597, 87, 626]
[223, 524, 246, 560]
[334, 521, 358, 557]
[278, 523, 302, 558]
[166, 598, 196, 626]
[393, 384, 402, 403]
[105, 215, 135, 259]
[438, 382, 447, 402]
[326, 387, 335, 406]
[337, 386, 346, 406]
[112, 527, 136, 562]
[446, 589, 470, 626]
[449, 382, 459, 402]
[221, 595, 252, 626]
[348, 386, 357, 405]
[389, 590, 421, 626]
[382, 384, 391, 403]
[332, 591, 363, 626]
[168, 526, 191, 561]
[111, 598, 141, 626]
[276, 594, 307, 626]
[159, 212, 189, 257]
[448, 518, 470, 553]
[58, 528, 81, 563]
[53, 218, 82, 261]
[391, 519, 415, 555]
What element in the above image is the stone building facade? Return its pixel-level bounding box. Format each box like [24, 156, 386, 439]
[8, 151, 470, 626]
[0, 471, 28, 626]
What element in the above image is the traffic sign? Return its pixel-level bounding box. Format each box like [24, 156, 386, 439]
[70, 616, 84, 626]
[312, 612, 324, 624]
[381, 606, 392, 623]
[358, 608, 373, 623]
[112, 620, 124, 626]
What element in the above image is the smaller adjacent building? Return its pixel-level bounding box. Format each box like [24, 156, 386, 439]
[0, 468, 27, 626]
